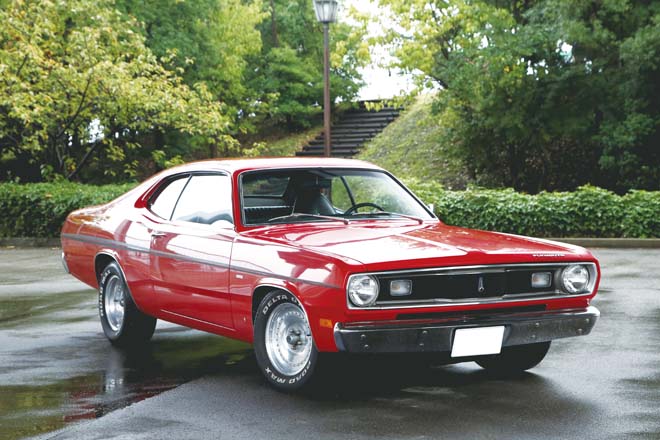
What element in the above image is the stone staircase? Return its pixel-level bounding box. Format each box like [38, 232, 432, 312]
[296, 102, 401, 157]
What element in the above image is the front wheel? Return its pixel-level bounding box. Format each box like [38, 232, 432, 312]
[476, 341, 551, 374]
[253, 290, 319, 391]
[99, 261, 156, 347]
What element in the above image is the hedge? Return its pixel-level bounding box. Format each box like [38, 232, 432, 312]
[0, 182, 136, 238]
[405, 180, 660, 238]
[0, 181, 658, 238]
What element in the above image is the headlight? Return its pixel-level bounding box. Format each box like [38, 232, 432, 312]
[348, 275, 379, 307]
[561, 265, 590, 294]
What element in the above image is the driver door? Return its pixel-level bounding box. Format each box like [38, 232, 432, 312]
[148, 173, 236, 330]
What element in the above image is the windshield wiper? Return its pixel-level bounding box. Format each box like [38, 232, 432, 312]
[268, 213, 350, 225]
[353, 211, 424, 225]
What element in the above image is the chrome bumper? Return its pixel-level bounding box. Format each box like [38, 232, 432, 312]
[334, 306, 599, 353]
[61, 251, 70, 274]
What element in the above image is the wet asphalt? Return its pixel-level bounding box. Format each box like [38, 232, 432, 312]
[0, 247, 658, 440]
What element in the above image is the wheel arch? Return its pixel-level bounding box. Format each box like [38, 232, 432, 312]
[251, 283, 312, 333]
[94, 251, 120, 282]
[93, 251, 142, 310]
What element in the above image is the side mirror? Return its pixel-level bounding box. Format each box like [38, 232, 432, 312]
[427, 203, 435, 212]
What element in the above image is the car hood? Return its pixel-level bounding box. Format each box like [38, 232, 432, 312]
[246, 221, 593, 270]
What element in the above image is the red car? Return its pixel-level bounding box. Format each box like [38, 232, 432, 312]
[61, 158, 600, 390]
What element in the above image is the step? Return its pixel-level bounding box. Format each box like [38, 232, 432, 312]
[338, 114, 398, 122]
[308, 139, 369, 147]
[296, 149, 361, 157]
[346, 107, 401, 114]
[300, 144, 365, 151]
[302, 145, 364, 152]
[326, 129, 380, 136]
[329, 123, 389, 130]
[333, 118, 395, 127]
[310, 134, 372, 142]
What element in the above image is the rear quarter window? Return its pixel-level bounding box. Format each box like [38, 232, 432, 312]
[149, 176, 189, 220]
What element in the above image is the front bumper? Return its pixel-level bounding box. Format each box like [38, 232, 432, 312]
[334, 306, 599, 353]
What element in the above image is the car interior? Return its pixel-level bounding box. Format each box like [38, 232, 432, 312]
[242, 171, 339, 224]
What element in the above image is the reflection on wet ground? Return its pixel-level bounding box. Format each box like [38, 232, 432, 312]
[0, 332, 249, 439]
[3, 248, 660, 440]
[0, 248, 249, 439]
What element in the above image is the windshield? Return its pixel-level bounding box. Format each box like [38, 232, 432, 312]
[241, 168, 434, 225]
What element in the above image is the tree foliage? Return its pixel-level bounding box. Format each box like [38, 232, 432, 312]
[0, 0, 230, 182]
[377, 0, 660, 192]
[246, 0, 369, 128]
[116, 0, 265, 133]
[0, 0, 369, 182]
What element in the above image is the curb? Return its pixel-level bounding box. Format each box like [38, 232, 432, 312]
[0, 238, 61, 248]
[1, 237, 660, 249]
[546, 238, 660, 248]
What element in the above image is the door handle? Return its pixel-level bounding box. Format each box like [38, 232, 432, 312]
[151, 231, 167, 237]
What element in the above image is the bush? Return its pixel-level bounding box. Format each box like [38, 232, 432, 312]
[1, 181, 658, 238]
[0, 182, 136, 238]
[403, 181, 660, 238]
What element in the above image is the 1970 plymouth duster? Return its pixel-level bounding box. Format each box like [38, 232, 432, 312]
[61, 157, 600, 390]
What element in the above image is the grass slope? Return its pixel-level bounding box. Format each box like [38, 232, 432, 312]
[359, 95, 470, 189]
[240, 123, 323, 157]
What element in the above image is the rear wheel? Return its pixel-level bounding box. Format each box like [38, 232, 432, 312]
[476, 341, 551, 374]
[99, 261, 156, 347]
[253, 290, 319, 391]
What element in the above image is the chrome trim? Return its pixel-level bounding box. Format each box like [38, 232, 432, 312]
[346, 262, 598, 310]
[347, 274, 380, 307]
[61, 251, 70, 274]
[333, 322, 347, 351]
[335, 306, 600, 353]
[558, 264, 598, 295]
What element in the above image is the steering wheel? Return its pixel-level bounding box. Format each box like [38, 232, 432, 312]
[344, 202, 385, 215]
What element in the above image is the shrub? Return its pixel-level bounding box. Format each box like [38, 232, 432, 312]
[0, 182, 136, 238]
[0, 181, 658, 238]
[403, 181, 660, 238]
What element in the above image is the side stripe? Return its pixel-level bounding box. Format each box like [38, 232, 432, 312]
[61, 233, 340, 289]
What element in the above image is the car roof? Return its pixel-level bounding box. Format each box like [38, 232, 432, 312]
[164, 157, 383, 176]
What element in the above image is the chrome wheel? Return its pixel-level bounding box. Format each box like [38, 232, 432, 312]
[265, 303, 312, 376]
[104, 274, 125, 332]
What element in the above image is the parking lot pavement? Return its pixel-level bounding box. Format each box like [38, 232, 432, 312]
[1, 248, 659, 440]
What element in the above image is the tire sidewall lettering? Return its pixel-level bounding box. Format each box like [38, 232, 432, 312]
[255, 290, 316, 390]
[264, 359, 312, 385]
[99, 268, 113, 320]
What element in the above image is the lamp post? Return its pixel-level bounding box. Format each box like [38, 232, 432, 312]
[313, 0, 339, 157]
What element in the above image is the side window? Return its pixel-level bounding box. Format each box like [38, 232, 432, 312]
[149, 176, 189, 220]
[171, 174, 233, 225]
[330, 178, 352, 211]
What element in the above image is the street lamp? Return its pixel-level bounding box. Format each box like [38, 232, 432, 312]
[313, 0, 339, 157]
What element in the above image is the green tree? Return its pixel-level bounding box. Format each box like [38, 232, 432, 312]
[0, 0, 231, 182]
[247, 0, 369, 128]
[116, 0, 266, 135]
[377, 0, 660, 192]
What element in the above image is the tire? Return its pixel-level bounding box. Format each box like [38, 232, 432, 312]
[253, 290, 319, 391]
[98, 261, 156, 347]
[476, 341, 551, 375]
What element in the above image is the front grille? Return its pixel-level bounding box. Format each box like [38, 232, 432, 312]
[373, 264, 567, 306]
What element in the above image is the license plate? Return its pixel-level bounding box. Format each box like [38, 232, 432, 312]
[451, 326, 505, 358]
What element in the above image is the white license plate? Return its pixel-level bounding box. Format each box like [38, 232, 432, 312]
[451, 326, 505, 358]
